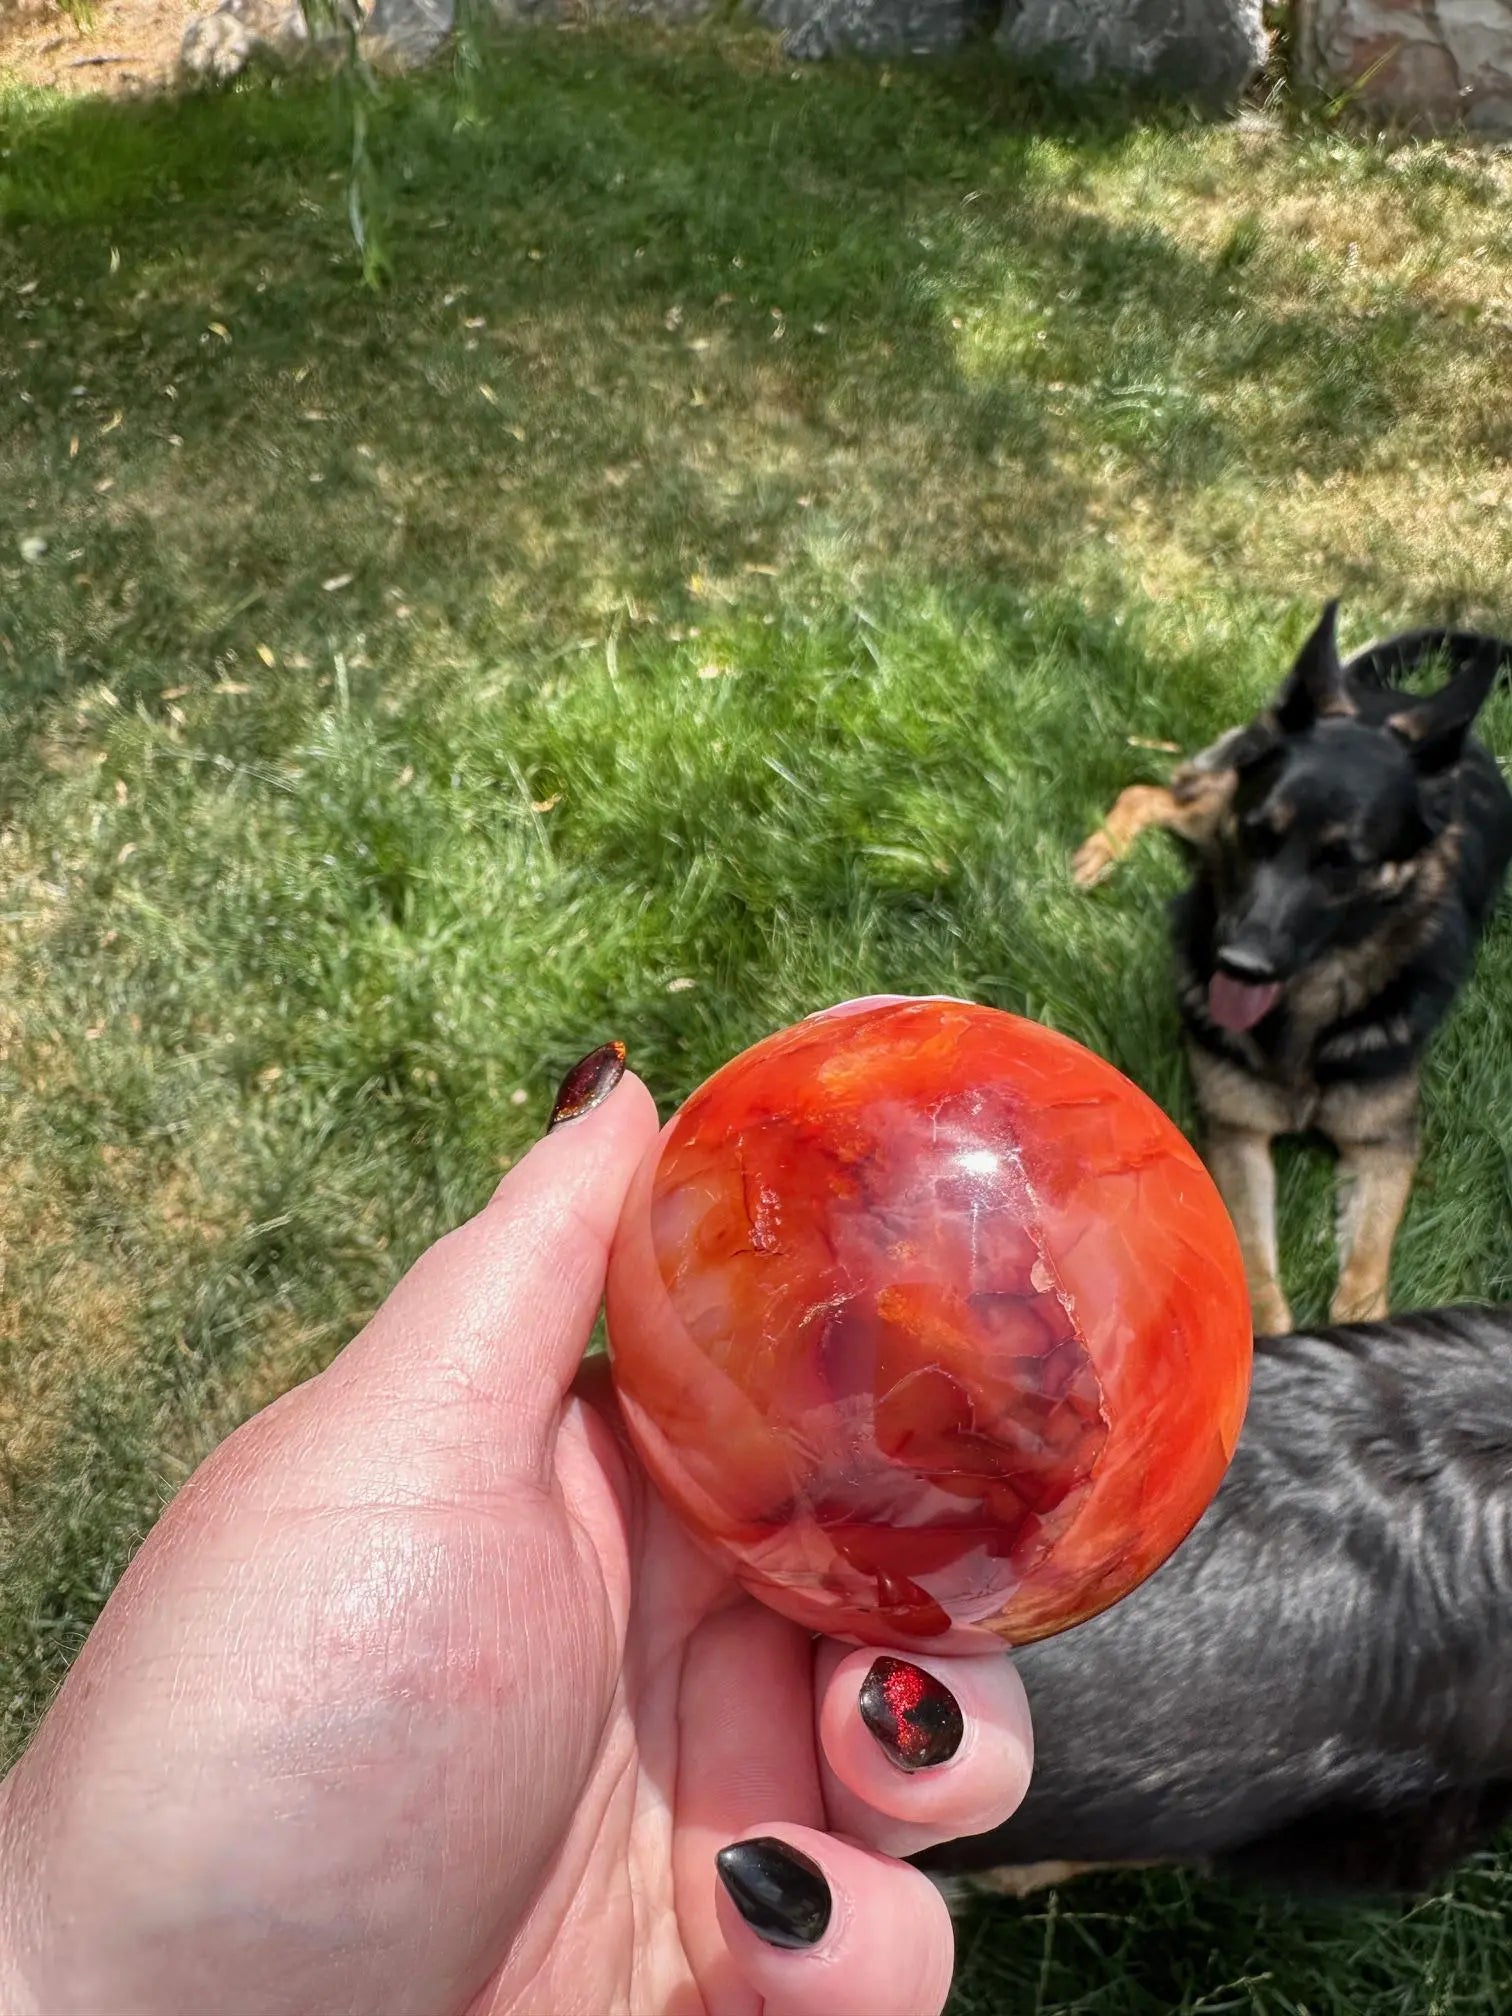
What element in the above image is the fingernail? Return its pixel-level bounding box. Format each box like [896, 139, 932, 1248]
[547, 1041, 627, 1131]
[715, 1838, 832, 1950]
[858, 1655, 963, 1773]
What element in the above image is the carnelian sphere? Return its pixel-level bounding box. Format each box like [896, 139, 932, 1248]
[605, 997, 1252, 1653]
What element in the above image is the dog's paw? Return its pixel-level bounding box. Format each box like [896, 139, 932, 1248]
[927, 1862, 1103, 1910]
[1330, 1277, 1389, 1326]
[1252, 1283, 1294, 1337]
[1071, 830, 1119, 889]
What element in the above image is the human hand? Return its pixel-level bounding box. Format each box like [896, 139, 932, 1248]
[0, 1048, 1032, 2016]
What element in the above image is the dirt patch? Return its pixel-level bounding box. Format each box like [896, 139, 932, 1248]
[0, 0, 216, 97]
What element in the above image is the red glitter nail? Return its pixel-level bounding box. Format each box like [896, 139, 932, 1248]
[858, 1655, 963, 1772]
[548, 1041, 627, 1131]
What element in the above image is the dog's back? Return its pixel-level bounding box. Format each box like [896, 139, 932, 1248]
[918, 1306, 1512, 1897]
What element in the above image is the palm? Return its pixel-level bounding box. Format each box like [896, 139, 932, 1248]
[0, 1075, 1030, 2016]
[0, 1370, 780, 2016]
[473, 1393, 807, 2016]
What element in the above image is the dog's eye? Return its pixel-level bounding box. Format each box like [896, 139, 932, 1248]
[1317, 840, 1363, 873]
[1240, 812, 1280, 854]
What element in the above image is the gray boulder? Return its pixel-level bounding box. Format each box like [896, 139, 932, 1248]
[180, 0, 316, 80]
[1296, 0, 1512, 134]
[998, 0, 1268, 105]
[181, 0, 716, 78]
[752, 0, 993, 60]
[363, 0, 455, 66]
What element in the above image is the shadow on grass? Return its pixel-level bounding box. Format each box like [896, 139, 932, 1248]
[2, 25, 1506, 778]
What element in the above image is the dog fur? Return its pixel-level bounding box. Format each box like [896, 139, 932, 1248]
[1074, 603, 1512, 1333]
[916, 1304, 1512, 1902]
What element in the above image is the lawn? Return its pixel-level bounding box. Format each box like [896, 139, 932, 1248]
[2, 23, 1511, 2012]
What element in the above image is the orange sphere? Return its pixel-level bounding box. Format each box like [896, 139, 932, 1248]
[606, 997, 1251, 1652]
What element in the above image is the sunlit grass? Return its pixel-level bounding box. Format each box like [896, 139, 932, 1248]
[1, 29, 1510, 2012]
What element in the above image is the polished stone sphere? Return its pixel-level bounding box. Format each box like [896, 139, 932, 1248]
[606, 997, 1251, 1652]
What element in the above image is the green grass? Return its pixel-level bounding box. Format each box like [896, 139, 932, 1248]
[3, 26, 1512, 2012]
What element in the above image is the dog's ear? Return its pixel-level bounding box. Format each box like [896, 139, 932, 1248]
[1227, 719, 1282, 772]
[1388, 653, 1501, 776]
[1274, 600, 1352, 732]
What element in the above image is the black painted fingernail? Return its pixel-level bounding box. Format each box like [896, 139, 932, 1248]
[715, 1838, 832, 1950]
[547, 1041, 627, 1131]
[859, 1656, 963, 1773]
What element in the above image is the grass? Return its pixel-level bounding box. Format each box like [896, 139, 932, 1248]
[2, 24, 1511, 2012]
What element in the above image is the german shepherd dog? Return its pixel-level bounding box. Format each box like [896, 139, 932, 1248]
[1073, 602, 1512, 1334]
[918, 1304, 1512, 1903]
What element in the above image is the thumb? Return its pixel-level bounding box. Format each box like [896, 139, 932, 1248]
[314, 1052, 660, 1479]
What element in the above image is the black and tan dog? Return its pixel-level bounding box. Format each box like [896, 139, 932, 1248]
[919, 1304, 1512, 1903]
[1074, 603, 1512, 1333]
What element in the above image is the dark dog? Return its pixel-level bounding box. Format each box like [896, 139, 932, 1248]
[917, 1304, 1512, 1902]
[1074, 603, 1512, 1332]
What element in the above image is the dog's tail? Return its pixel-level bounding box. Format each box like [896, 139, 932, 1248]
[1346, 628, 1512, 694]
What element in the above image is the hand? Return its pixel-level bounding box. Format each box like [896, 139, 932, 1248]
[0, 1051, 1032, 2016]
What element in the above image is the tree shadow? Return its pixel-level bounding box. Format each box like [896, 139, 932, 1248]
[2, 24, 1504, 783]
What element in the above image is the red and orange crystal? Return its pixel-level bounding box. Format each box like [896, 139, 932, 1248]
[605, 997, 1251, 1653]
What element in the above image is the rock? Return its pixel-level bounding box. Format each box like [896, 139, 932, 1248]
[180, 0, 315, 79]
[180, 10, 259, 76]
[180, 0, 720, 78]
[1295, 0, 1512, 134]
[613, 0, 715, 20]
[477, 0, 564, 24]
[751, 0, 992, 61]
[997, 0, 1268, 106]
[363, 0, 454, 68]
[180, 0, 451, 81]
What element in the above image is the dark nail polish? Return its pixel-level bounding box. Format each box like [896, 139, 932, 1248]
[858, 1656, 963, 1773]
[715, 1838, 832, 1950]
[547, 1041, 627, 1131]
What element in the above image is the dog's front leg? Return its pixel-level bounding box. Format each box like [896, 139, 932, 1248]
[1322, 1076, 1420, 1324]
[1331, 1137, 1418, 1324]
[1203, 1124, 1292, 1336]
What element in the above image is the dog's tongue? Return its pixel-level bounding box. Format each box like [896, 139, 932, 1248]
[1208, 973, 1283, 1032]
